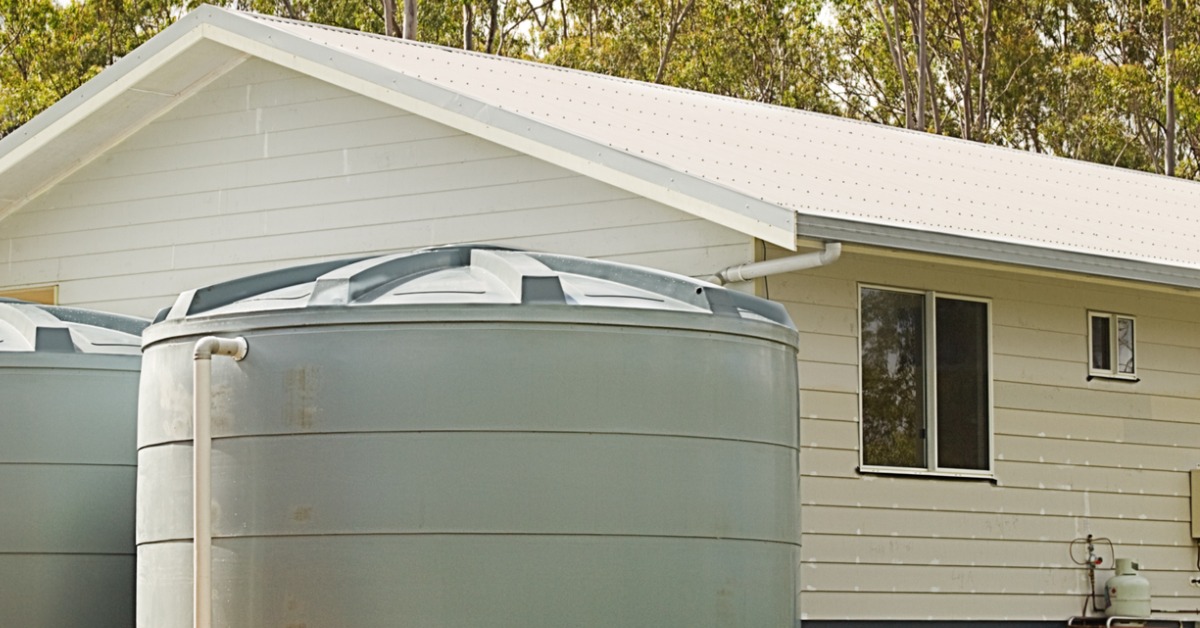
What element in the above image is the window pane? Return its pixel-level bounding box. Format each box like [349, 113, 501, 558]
[861, 288, 925, 468]
[935, 298, 989, 471]
[1091, 316, 1111, 371]
[1117, 317, 1135, 374]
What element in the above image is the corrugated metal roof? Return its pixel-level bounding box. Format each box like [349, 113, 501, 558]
[241, 12, 1200, 271]
[2, 5, 1199, 286]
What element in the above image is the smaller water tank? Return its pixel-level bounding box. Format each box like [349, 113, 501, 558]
[1106, 558, 1151, 618]
[0, 299, 147, 627]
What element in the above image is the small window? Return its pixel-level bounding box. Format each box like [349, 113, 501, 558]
[1089, 312, 1136, 380]
[859, 286, 992, 477]
[0, 285, 57, 305]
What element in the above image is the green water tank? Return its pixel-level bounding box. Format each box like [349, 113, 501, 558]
[137, 246, 800, 627]
[0, 299, 147, 627]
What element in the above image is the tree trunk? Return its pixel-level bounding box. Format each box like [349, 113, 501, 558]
[403, 0, 418, 40]
[486, 0, 499, 53]
[383, 0, 398, 37]
[975, 0, 992, 142]
[1163, 0, 1176, 176]
[872, 0, 915, 129]
[916, 0, 927, 130]
[654, 0, 696, 84]
[463, 1, 473, 50]
[952, 1, 973, 140]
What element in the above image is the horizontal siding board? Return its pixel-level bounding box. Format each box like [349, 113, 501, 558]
[89, 114, 460, 183]
[783, 302, 856, 336]
[801, 534, 1200, 572]
[996, 409, 1128, 443]
[800, 447, 859, 479]
[800, 418, 857, 449]
[218, 155, 573, 216]
[41, 140, 530, 214]
[800, 563, 1087, 595]
[510, 219, 747, 260]
[997, 434, 1200, 473]
[798, 391, 858, 421]
[1141, 341, 1200, 375]
[993, 325, 1083, 362]
[801, 475, 1187, 520]
[798, 591, 1094, 620]
[798, 361, 858, 394]
[796, 332, 857, 365]
[766, 273, 855, 308]
[996, 460, 1186, 496]
[994, 382, 1151, 419]
[257, 178, 639, 237]
[605, 242, 752, 278]
[6, 191, 223, 236]
[116, 94, 400, 152]
[56, 247, 177, 283]
[802, 504, 1189, 543]
[11, 211, 268, 264]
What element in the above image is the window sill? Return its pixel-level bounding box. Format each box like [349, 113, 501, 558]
[1087, 373, 1139, 382]
[857, 465, 997, 483]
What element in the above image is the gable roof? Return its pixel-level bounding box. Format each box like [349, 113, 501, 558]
[2, 5, 1199, 287]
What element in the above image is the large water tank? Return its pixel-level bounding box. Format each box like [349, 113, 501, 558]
[0, 299, 147, 626]
[137, 245, 800, 627]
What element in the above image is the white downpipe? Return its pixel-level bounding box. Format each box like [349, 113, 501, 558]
[713, 242, 842, 284]
[193, 336, 248, 628]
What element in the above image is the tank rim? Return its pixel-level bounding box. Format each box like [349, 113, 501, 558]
[0, 352, 142, 370]
[141, 304, 799, 350]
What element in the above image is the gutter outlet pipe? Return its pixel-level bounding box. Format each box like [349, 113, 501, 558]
[193, 336, 248, 628]
[713, 242, 842, 285]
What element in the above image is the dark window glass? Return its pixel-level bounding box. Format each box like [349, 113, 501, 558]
[935, 298, 990, 470]
[861, 288, 926, 468]
[1091, 316, 1111, 371]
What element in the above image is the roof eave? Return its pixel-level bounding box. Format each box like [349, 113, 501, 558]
[798, 213, 1200, 291]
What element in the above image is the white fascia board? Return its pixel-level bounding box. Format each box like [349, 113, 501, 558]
[197, 12, 797, 250]
[798, 213, 1200, 290]
[0, 13, 248, 222]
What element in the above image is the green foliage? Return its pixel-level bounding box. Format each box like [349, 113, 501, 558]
[1, 0, 1197, 179]
[0, 0, 200, 135]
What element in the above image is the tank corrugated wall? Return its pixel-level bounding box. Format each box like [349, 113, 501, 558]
[137, 247, 800, 627]
[0, 303, 146, 626]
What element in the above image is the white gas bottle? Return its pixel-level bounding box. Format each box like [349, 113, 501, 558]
[1105, 558, 1151, 618]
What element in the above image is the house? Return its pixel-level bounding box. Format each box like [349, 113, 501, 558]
[2, 5, 1200, 627]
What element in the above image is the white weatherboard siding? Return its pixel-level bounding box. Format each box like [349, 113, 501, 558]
[779, 245, 1200, 621]
[0, 59, 751, 316]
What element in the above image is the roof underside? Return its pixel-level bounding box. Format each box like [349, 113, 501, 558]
[1, 5, 1199, 287]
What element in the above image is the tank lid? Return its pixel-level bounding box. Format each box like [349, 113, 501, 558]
[0, 299, 148, 354]
[155, 245, 794, 328]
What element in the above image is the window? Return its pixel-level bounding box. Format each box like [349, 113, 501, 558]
[859, 286, 992, 476]
[1089, 312, 1136, 380]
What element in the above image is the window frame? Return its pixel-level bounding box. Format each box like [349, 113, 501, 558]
[857, 284, 995, 480]
[1087, 311, 1137, 381]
